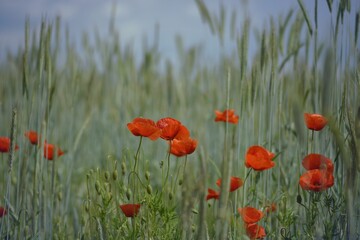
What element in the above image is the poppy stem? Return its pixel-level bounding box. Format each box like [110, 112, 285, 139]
[127, 171, 147, 189]
[243, 168, 253, 185]
[133, 137, 143, 173]
[163, 141, 172, 190]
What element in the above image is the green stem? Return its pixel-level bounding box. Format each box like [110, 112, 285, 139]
[163, 141, 172, 190]
[133, 137, 143, 173]
[132, 137, 143, 203]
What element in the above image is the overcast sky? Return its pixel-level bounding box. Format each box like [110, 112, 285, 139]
[0, 0, 358, 63]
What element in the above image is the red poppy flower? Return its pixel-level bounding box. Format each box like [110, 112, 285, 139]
[174, 125, 190, 140]
[206, 188, 220, 200]
[302, 153, 334, 174]
[25, 131, 40, 145]
[216, 176, 243, 192]
[214, 109, 239, 124]
[0, 206, 6, 218]
[304, 113, 328, 131]
[156, 117, 182, 140]
[238, 206, 264, 224]
[119, 203, 141, 217]
[299, 169, 334, 192]
[44, 143, 64, 160]
[245, 145, 275, 171]
[170, 138, 197, 157]
[0, 137, 19, 153]
[245, 223, 266, 239]
[127, 118, 161, 141]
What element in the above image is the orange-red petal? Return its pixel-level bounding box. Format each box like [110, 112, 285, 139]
[216, 176, 243, 192]
[0, 137, 19, 153]
[302, 153, 334, 174]
[265, 203, 277, 213]
[156, 117, 182, 140]
[119, 203, 141, 217]
[174, 125, 190, 140]
[170, 138, 197, 157]
[127, 117, 161, 140]
[245, 223, 266, 239]
[304, 113, 328, 131]
[238, 206, 264, 224]
[299, 169, 334, 192]
[206, 188, 220, 200]
[245, 145, 275, 171]
[0, 206, 6, 218]
[214, 109, 239, 124]
[44, 143, 64, 160]
[25, 131, 40, 145]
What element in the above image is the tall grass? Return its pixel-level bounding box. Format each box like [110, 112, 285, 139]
[0, 0, 359, 239]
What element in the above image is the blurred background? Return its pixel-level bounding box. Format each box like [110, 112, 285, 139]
[1, 0, 358, 64]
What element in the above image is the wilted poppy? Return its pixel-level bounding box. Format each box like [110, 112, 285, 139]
[206, 188, 220, 200]
[25, 131, 40, 145]
[299, 169, 334, 192]
[245, 223, 266, 239]
[265, 203, 277, 213]
[119, 203, 141, 217]
[302, 153, 334, 174]
[304, 113, 327, 131]
[238, 206, 264, 224]
[216, 176, 243, 192]
[245, 145, 275, 171]
[170, 138, 197, 157]
[156, 117, 182, 140]
[0, 137, 19, 153]
[0, 206, 6, 217]
[127, 118, 161, 141]
[44, 142, 64, 160]
[214, 109, 239, 124]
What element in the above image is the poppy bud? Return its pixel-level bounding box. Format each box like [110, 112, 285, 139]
[145, 171, 150, 181]
[104, 171, 110, 181]
[178, 179, 183, 186]
[146, 185, 152, 195]
[112, 170, 118, 180]
[95, 181, 101, 195]
[12, 176, 17, 185]
[57, 192, 63, 201]
[121, 162, 126, 176]
[191, 208, 198, 214]
[191, 224, 196, 233]
[126, 189, 132, 201]
[160, 160, 164, 168]
[297, 194, 302, 204]
[84, 201, 90, 212]
[86, 173, 91, 180]
[169, 192, 173, 200]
